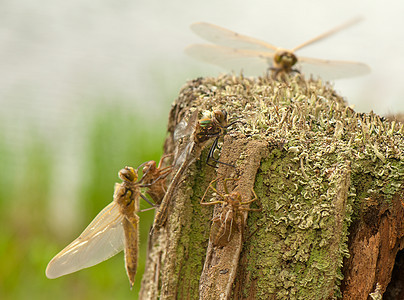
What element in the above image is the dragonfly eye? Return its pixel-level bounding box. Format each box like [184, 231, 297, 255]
[274, 53, 282, 64]
[213, 110, 228, 127]
[199, 118, 212, 128]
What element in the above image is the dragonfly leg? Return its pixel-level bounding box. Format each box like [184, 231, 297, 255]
[206, 137, 235, 168]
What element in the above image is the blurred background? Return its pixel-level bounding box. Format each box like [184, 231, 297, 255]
[0, 0, 402, 299]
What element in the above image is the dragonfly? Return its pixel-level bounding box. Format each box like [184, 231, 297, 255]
[175, 109, 240, 168]
[46, 165, 158, 288]
[185, 18, 371, 80]
[201, 176, 260, 247]
[152, 109, 240, 229]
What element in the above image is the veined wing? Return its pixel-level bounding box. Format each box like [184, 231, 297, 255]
[173, 109, 199, 142]
[297, 56, 371, 80]
[186, 44, 370, 79]
[185, 44, 275, 76]
[46, 201, 125, 279]
[292, 17, 363, 52]
[174, 119, 193, 142]
[173, 110, 199, 168]
[190, 22, 278, 52]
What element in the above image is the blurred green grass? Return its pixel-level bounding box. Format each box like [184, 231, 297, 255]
[0, 100, 168, 299]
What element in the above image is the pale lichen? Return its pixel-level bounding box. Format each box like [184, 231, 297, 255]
[142, 73, 404, 299]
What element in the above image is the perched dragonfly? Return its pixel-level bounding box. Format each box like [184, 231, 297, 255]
[46, 165, 156, 288]
[201, 176, 260, 247]
[175, 109, 240, 168]
[185, 18, 371, 79]
[153, 109, 239, 228]
[140, 154, 173, 205]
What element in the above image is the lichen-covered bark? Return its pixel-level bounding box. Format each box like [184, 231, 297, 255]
[139, 74, 404, 299]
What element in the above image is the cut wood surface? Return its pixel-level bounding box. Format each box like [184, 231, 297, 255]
[139, 74, 404, 299]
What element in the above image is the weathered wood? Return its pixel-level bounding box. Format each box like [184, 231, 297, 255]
[199, 138, 267, 300]
[139, 74, 404, 299]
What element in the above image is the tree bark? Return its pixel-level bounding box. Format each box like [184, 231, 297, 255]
[139, 74, 404, 299]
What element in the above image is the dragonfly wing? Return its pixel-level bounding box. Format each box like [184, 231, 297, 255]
[174, 141, 195, 169]
[297, 56, 371, 80]
[173, 111, 199, 169]
[186, 44, 275, 76]
[174, 109, 199, 142]
[46, 202, 125, 279]
[174, 119, 192, 142]
[190, 22, 278, 52]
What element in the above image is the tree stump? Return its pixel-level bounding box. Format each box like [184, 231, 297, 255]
[139, 74, 404, 299]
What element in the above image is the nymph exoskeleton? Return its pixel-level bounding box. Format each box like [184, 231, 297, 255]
[139, 154, 173, 205]
[201, 176, 260, 247]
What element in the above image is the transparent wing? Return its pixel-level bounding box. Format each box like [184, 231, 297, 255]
[174, 119, 193, 142]
[173, 110, 199, 168]
[190, 22, 278, 52]
[173, 109, 199, 142]
[186, 44, 370, 79]
[185, 44, 275, 76]
[174, 141, 195, 169]
[46, 201, 125, 279]
[297, 56, 371, 80]
[292, 17, 363, 52]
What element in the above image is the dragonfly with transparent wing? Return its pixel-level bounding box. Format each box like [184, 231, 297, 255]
[174, 109, 240, 168]
[46, 165, 159, 288]
[185, 18, 371, 80]
[152, 109, 240, 228]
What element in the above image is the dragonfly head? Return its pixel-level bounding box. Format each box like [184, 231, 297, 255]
[212, 110, 228, 128]
[274, 50, 298, 71]
[119, 166, 138, 182]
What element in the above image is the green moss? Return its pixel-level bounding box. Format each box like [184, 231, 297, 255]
[172, 148, 218, 299]
[159, 74, 404, 299]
